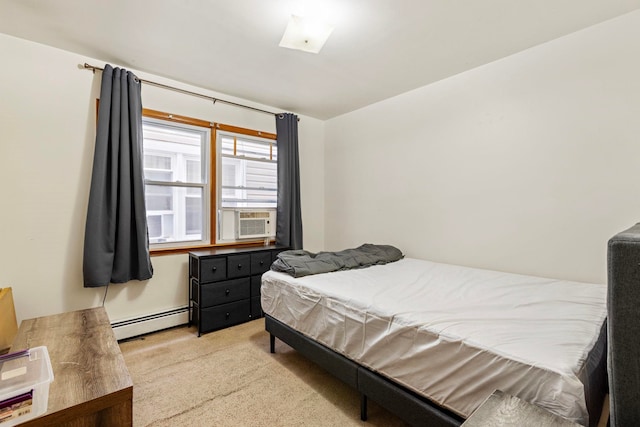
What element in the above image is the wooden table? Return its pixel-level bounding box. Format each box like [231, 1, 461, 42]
[462, 390, 581, 427]
[10, 307, 133, 426]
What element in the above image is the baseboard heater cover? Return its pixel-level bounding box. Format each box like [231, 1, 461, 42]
[111, 307, 189, 340]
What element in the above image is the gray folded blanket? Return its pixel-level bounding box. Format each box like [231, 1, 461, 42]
[271, 244, 404, 278]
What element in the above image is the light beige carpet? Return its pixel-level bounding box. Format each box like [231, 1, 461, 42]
[119, 319, 408, 427]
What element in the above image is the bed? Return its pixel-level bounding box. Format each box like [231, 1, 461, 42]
[261, 253, 608, 427]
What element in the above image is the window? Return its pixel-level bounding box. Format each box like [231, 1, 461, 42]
[218, 132, 277, 209]
[216, 131, 278, 243]
[142, 118, 209, 248]
[141, 109, 277, 251]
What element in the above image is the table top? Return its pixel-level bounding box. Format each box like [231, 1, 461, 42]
[189, 244, 286, 257]
[462, 390, 581, 427]
[10, 307, 133, 424]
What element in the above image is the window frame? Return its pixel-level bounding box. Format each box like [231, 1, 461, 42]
[217, 129, 278, 209]
[216, 129, 278, 244]
[141, 108, 277, 256]
[143, 117, 210, 248]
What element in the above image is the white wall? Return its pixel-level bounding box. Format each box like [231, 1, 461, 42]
[0, 33, 325, 325]
[3, 9, 639, 326]
[325, 10, 640, 284]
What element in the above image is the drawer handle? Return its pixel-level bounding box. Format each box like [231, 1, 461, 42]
[237, 264, 243, 270]
[225, 312, 230, 319]
[225, 289, 230, 296]
[259, 261, 264, 266]
[212, 266, 217, 272]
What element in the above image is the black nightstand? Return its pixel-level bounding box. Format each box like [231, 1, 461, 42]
[188, 246, 287, 336]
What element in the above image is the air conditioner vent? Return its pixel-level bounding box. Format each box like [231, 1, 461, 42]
[236, 211, 272, 239]
[239, 211, 270, 220]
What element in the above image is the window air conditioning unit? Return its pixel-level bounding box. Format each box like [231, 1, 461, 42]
[236, 211, 272, 239]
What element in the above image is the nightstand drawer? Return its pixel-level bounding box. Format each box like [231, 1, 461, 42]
[200, 301, 251, 333]
[200, 258, 227, 283]
[227, 254, 251, 278]
[201, 278, 250, 307]
[251, 252, 272, 275]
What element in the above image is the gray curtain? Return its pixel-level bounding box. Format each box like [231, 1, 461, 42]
[275, 113, 303, 249]
[83, 64, 153, 287]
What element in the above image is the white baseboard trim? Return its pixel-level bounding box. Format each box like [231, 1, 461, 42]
[111, 307, 189, 341]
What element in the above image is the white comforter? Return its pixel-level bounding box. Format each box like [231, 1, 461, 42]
[261, 258, 606, 425]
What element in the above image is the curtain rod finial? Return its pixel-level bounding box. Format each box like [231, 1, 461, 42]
[81, 63, 96, 74]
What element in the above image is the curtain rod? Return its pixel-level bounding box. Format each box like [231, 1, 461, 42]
[83, 63, 282, 118]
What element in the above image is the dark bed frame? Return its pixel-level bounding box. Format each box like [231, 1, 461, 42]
[266, 313, 607, 427]
[265, 314, 464, 427]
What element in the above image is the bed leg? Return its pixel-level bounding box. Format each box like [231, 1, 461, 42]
[360, 393, 368, 421]
[270, 333, 275, 353]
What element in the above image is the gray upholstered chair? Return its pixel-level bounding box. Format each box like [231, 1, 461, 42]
[607, 223, 640, 426]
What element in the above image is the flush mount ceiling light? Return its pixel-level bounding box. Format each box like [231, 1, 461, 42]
[279, 15, 334, 54]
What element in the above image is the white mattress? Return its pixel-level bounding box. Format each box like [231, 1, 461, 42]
[261, 258, 607, 425]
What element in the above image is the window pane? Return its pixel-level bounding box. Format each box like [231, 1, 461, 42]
[185, 196, 202, 235]
[143, 122, 204, 184]
[221, 188, 277, 208]
[145, 185, 173, 211]
[246, 160, 277, 190]
[221, 136, 277, 161]
[142, 116, 210, 247]
[148, 215, 162, 238]
[145, 184, 203, 243]
[222, 160, 240, 187]
[145, 170, 173, 182]
[186, 159, 201, 184]
[148, 214, 174, 244]
[221, 159, 276, 190]
[161, 214, 174, 241]
[219, 133, 277, 211]
[144, 154, 171, 170]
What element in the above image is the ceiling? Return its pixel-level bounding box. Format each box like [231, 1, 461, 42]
[1, 0, 640, 120]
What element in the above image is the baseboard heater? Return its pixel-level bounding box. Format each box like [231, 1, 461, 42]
[111, 307, 189, 341]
